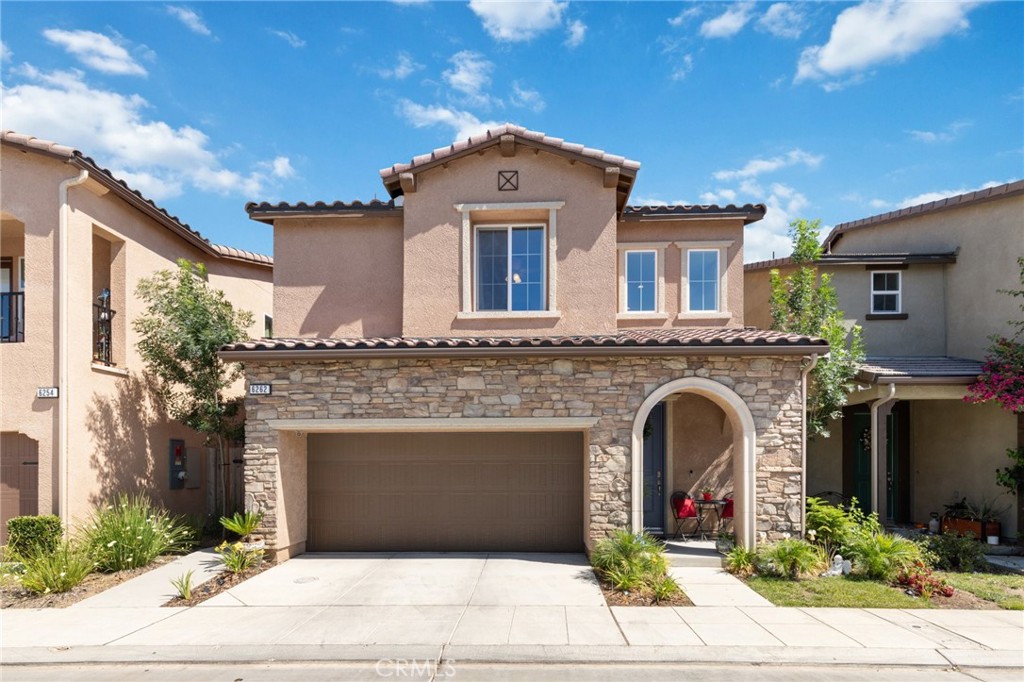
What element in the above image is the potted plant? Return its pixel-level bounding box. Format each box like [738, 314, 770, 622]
[940, 497, 1004, 542]
[699, 486, 715, 501]
[220, 511, 264, 551]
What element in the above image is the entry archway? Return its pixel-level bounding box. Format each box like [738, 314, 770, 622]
[630, 377, 758, 549]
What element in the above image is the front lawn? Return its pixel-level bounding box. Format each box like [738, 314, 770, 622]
[940, 569, 1024, 610]
[746, 575, 924, 608]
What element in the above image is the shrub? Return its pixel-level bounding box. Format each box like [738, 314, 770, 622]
[6, 515, 62, 558]
[725, 546, 758, 577]
[757, 539, 819, 580]
[219, 511, 262, 541]
[170, 569, 195, 600]
[84, 494, 192, 572]
[17, 540, 93, 594]
[806, 497, 855, 552]
[921, 531, 987, 572]
[897, 560, 954, 599]
[216, 541, 263, 574]
[846, 532, 922, 580]
[590, 531, 680, 600]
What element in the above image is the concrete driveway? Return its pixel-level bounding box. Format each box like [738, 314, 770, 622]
[125, 552, 622, 647]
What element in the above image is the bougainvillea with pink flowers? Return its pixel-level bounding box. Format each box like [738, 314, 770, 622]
[965, 258, 1024, 414]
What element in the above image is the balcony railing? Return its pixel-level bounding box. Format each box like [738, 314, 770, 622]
[93, 295, 116, 365]
[1, 292, 25, 343]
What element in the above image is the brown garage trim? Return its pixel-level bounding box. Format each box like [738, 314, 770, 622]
[268, 417, 600, 432]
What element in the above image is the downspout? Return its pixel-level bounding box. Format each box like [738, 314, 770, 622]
[869, 382, 897, 517]
[59, 169, 89, 531]
[800, 353, 820, 538]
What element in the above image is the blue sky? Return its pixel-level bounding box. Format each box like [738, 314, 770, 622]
[2, 1, 1021, 262]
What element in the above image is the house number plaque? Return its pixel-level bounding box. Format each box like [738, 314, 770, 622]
[249, 383, 272, 396]
[36, 387, 59, 399]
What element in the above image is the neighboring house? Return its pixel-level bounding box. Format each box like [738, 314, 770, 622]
[745, 181, 1024, 539]
[221, 125, 827, 560]
[0, 131, 274, 542]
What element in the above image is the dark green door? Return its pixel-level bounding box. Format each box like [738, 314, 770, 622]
[849, 411, 873, 513]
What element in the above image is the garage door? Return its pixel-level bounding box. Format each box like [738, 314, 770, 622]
[307, 431, 584, 552]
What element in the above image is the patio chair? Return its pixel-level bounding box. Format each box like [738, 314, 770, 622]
[669, 491, 697, 540]
[720, 493, 734, 534]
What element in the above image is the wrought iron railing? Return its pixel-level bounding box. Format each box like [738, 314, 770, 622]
[93, 291, 116, 365]
[1, 291, 25, 343]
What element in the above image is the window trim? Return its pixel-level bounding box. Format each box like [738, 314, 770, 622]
[870, 270, 902, 314]
[472, 223, 548, 313]
[677, 240, 732, 319]
[617, 242, 669, 319]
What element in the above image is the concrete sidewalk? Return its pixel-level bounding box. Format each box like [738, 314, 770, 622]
[1, 552, 1021, 671]
[71, 548, 222, 609]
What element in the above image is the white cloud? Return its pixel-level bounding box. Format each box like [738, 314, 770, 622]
[270, 156, 295, 179]
[757, 3, 807, 39]
[713, 149, 823, 181]
[868, 198, 891, 209]
[700, 188, 737, 204]
[670, 53, 694, 81]
[166, 6, 213, 37]
[668, 6, 701, 27]
[564, 19, 586, 48]
[269, 29, 305, 48]
[397, 99, 503, 141]
[744, 183, 811, 262]
[469, 0, 566, 42]
[796, 1, 979, 85]
[908, 120, 971, 144]
[443, 50, 494, 107]
[1, 66, 280, 199]
[42, 29, 147, 76]
[377, 52, 424, 80]
[1, 40, 11, 62]
[510, 81, 545, 112]
[700, 2, 754, 39]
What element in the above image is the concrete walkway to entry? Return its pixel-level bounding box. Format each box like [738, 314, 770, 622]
[2, 552, 1021, 671]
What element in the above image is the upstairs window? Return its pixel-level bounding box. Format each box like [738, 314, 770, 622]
[687, 249, 720, 312]
[475, 225, 545, 312]
[625, 250, 657, 312]
[871, 271, 901, 314]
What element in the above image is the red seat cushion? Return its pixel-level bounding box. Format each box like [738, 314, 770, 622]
[721, 498, 734, 518]
[673, 497, 697, 519]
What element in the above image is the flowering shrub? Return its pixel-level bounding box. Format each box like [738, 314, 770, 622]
[896, 560, 954, 599]
[83, 494, 192, 572]
[216, 541, 263, 574]
[965, 336, 1024, 413]
[16, 540, 94, 594]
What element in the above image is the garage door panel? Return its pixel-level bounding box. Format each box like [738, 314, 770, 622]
[308, 431, 583, 552]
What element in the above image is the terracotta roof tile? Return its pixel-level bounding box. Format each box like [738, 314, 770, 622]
[857, 356, 982, 383]
[222, 327, 827, 355]
[623, 204, 767, 224]
[245, 198, 401, 218]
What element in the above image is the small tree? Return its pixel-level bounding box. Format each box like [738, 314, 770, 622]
[770, 219, 865, 438]
[134, 259, 254, 517]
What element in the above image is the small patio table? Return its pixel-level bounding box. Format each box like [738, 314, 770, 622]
[693, 499, 727, 540]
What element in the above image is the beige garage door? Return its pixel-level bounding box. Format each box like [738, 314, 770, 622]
[307, 431, 584, 552]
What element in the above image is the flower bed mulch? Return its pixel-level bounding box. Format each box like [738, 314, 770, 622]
[163, 562, 269, 607]
[0, 555, 174, 609]
[598, 579, 693, 607]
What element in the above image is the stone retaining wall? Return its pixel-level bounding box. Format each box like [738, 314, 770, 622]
[241, 354, 806, 552]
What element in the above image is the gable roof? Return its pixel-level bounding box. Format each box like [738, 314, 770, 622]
[245, 198, 401, 223]
[1, 130, 272, 268]
[379, 124, 641, 212]
[623, 204, 766, 225]
[823, 179, 1024, 253]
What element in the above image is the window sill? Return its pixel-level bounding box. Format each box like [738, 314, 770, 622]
[91, 362, 128, 377]
[457, 310, 562, 320]
[676, 312, 733, 321]
[865, 313, 908, 320]
[617, 312, 668, 321]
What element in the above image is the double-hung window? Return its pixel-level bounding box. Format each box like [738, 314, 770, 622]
[871, 271, 901, 314]
[687, 249, 720, 312]
[625, 250, 657, 312]
[476, 225, 545, 312]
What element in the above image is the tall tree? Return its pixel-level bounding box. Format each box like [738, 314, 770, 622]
[134, 259, 254, 516]
[770, 219, 865, 438]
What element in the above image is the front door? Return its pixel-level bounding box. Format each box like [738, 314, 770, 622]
[642, 402, 666, 535]
[844, 408, 873, 512]
[843, 403, 910, 520]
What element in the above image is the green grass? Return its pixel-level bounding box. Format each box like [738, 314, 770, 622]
[746, 575, 925, 608]
[939, 571, 1024, 610]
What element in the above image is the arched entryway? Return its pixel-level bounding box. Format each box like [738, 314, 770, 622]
[630, 377, 758, 549]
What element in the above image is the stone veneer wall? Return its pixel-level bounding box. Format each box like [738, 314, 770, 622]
[242, 355, 806, 552]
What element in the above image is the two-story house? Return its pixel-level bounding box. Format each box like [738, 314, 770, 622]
[221, 126, 827, 560]
[745, 181, 1023, 540]
[0, 131, 273, 541]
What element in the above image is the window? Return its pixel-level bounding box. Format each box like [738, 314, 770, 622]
[687, 249, 719, 312]
[475, 225, 545, 312]
[625, 250, 657, 312]
[871, 271, 901, 313]
[263, 314, 273, 338]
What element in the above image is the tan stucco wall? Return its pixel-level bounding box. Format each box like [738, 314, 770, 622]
[910, 400, 1018, 538]
[670, 394, 734, 495]
[829, 195, 1024, 360]
[743, 266, 780, 331]
[618, 220, 745, 328]
[806, 418, 844, 497]
[401, 147, 620, 336]
[272, 216, 403, 338]
[1, 145, 272, 528]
